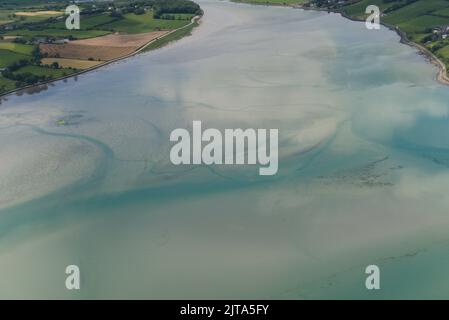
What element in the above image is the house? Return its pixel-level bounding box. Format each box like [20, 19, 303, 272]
[52, 38, 70, 44]
[32, 37, 48, 44]
[431, 25, 449, 40]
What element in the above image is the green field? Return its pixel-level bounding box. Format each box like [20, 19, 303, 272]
[0, 9, 16, 24]
[0, 49, 31, 68]
[341, 0, 449, 26]
[384, 0, 449, 23]
[0, 75, 15, 91]
[433, 7, 449, 17]
[343, 0, 408, 18]
[396, 15, 449, 33]
[48, 13, 119, 30]
[0, 42, 34, 54]
[101, 12, 190, 33]
[13, 64, 76, 77]
[0, 8, 63, 26]
[4, 29, 111, 39]
[15, 14, 63, 23]
[162, 13, 194, 20]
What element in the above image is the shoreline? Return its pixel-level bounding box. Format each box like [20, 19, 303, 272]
[3, 1, 448, 99]
[337, 11, 449, 86]
[233, 1, 449, 87]
[0, 15, 202, 99]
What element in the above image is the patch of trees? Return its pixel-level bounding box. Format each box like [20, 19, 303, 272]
[31, 45, 42, 64]
[309, 0, 342, 9]
[110, 9, 124, 18]
[13, 37, 27, 44]
[1, 61, 54, 87]
[430, 42, 445, 53]
[2, 59, 29, 73]
[160, 13, 191, 20]
[153, 0, 202, 19]
[420, 34, 434, 44]
[0, 59, 47, 87]
[46, 62, 59, 69]
[12, 72, 51, 87]
[1, 45, 45, 86]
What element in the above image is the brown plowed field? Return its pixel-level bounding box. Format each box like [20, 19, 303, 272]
[40, 31, 169, 61]
[72, 31, 168, 47]
[40, 43, 135, 61]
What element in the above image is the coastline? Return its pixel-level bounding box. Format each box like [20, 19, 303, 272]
[3, 1, 448, 99]
[232, 1, 449, 87]
[0, 15, 202, 99]
[337, 11, 449, 86]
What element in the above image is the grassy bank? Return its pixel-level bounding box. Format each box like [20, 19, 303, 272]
[143, 19, 199, 51]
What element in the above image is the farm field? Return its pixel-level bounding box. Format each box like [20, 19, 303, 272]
[0, 49, 31, 68]
[41, 57, 103, 69]
[0, 9, 15, 25]
[14, 10, 62, 16]
[0, 42, 34, 55]
[434, 7, 449, 17]
[101, 11, 191, 33]
[437, 45, 449, 57]
[39, 31, 170, 61]
[342, 0, 411, 18]
[0, 0, 202, 95]
[0, 19, 13, 25]
[0, 9, 63, 24]
[0, 75, 15, 92]
[71, 30, 168, 47]
[4, 29, 112, 40]
[47, 13, 119, 30]
[40, 43, 135, 61]
[13, 65, 76, 78]
[396, 15, 449, 33]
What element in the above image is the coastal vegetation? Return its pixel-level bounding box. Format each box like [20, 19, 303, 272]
[0, 0, 202, 95]
[143, 19, 199, 51]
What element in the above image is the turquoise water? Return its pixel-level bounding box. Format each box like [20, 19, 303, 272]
[1, 0, 449, 298]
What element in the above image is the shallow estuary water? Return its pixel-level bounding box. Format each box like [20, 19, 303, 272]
[1, 0, 449, 299]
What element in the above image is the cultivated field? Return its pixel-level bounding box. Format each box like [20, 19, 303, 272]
[4, 29, 111, 39]
[73, 30, 168, 47]
[40, 43, 133, 61]
[41, 58, 104, 69]
[0, 49, 31, 68]
[13, 65, 76, 77]
[40, 31, 168, 60]
[0, 42, 33, 55]
[101, 11, 190, 33]
[14, 11, 62, 17]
